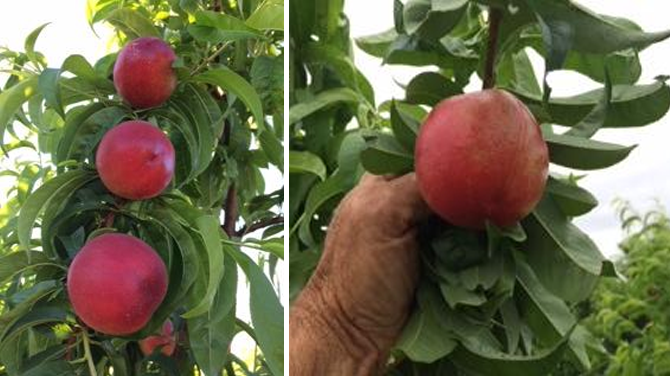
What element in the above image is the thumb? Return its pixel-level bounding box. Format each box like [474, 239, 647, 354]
[389, 173, 431, 224]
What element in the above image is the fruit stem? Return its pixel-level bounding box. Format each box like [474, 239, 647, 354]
[82, 330, 98, 376]
[482, 7, 503, 90]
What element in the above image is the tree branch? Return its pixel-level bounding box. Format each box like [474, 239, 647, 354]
[222, 184, 238, 237]
[238, 216, 284, 237]
[482, 8, 503, 90]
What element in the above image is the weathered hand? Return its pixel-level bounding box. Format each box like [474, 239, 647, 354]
[290, 173, 429, 375]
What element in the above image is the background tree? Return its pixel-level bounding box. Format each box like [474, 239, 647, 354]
[289, 0, 670, 374]
[553, 204, 670, 375]
[0, 0, 284, 374]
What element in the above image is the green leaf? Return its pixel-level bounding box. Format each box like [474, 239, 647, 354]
[146, 211, 200, 330]
[152, 108, 199, 184]
[20, 358, 73, 376]
[260, 238, 284, 259]
[288, 88, 361, 125]
[403, 0, 468, 39]
[258, 126, 284, 171]
[527, 0, 670, 55]
[522, 195, 604, 302]
[229, 247, 284, 376]
[17, 169, 95, 252]
[512, 81, 670, 128]
[246, 0, 284, 31]
[38, 68, 64, 118]
[2, 306, 69, 345]
[61, 54, 115, 92]
[356, 28, 398, 58]
[451, 326, 572, 376]
[564, 71, 612, 138]
[500, 300, 521, 353]
[515, 252, 576, 339]
[288, 151, 326, 180]
[396, 284, 457, 363]
[188, 10, 265, 43]
[297, 132, 365, 246]
[0, 251, 59, 285]
[169, 84, 218, 177]
[25, 23, 50, 68]
[0, 77, 39, 150]
[182, 216, 225, 318]
[303, 43, 375, 104]
[497, 48, 542, 98]
[105, 8, 160, 39]
[543, 128, 636, 170]
[0, 281, 60, 340]
[194, 67, 264, 127]
[405, 72, 463, 106]
[188, 246, 237, 376]
[360, 133, 414, 175]
[56, 103, 125, 164]
[545, 177, 598, 217]
[390, 100, 420, 152]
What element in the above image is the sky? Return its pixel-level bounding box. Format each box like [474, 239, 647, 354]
[344, 0, 670, 258]
[0, 0, 285, 360]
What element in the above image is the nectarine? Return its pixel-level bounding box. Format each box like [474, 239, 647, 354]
[67, 233, 168, 336]
[113, 37, 177, 109]
[415, 89, 548, 229]
[139, 320, 176, 356]
[96, 120, 175, 200]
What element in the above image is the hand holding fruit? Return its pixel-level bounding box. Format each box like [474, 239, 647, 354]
[290, 174, 429, 375]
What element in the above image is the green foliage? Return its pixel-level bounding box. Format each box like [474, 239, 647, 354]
[0, 0, 284, 375]
[554, 205, 670, 375]
[289, 0, 670, 374]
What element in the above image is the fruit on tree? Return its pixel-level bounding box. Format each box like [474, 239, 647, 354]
[96, 120, 175, 200]
[67, 233, 168, 336]
[415, 89, 549, 229]
[113, 37, 177, 109]
[139, 320, 177, 356]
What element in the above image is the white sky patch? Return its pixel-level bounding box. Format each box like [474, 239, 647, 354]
[345, 0, 670, 258]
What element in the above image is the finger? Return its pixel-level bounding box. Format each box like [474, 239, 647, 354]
[389, 173, 431, 222]
[359, 173, 385, 185]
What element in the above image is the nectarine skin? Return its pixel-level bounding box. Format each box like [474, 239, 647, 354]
[67, 233, 168, 336]
[113, 37, 177, 109]
[415, 89, 549, 229]
[139, 320, 176, 357]
[96, 120, 175, 200]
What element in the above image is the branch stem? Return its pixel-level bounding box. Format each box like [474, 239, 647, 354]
[191, 42, 232, 76]
[239, 216, 284, 237]
[483, 8, 503, 90]
[82, 331, 98, 376]
[223, 184, 238, 237]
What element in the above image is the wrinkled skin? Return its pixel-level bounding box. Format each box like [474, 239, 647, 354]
[139, 320, 176, 356]
[96, 120, 175, 200]
[113, 37, 177, 109]
[415, 89, 549, 229]
[290, 174, 430, 375]
[67, 233, 168, 336]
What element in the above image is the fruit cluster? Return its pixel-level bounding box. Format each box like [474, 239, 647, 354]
[66, 37, 180, 356]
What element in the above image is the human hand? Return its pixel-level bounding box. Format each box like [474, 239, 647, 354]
[290, 173, 429, 375]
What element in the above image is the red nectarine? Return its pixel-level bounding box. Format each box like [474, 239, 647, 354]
[67, 233, 168, 336]
[415, 89, 548, 229]
[96, 120, 175, 200]
[113, 37, 177, 109]
[139, 320, 176, 357]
